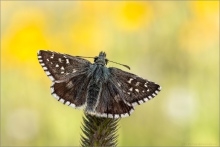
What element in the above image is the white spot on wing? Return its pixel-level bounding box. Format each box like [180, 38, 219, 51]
[138, 100, 144, 104]
[43, 67, 47, 70]
[108, 114, 113, 118]
[59, 99, 65, 104]
[72, 69, 77, 73]
[61, 66, 64, 70]
[144, 82, 148, 87]
[135, 89, 139, 92]
[129, 87, 133, 91]
[129, 109, 134, 115]
[48, 76, 55, 81]
[121, 113, 129, 117]
[45, 71, 50, 75]
[51, 82, 55, 86]
[158, 86, 162, 90]
[114, 114, 120, 118]
[52, 93, 59, 100]
[65, 101, 70, 105]
[128, 78, 134, 84]
[47, 59, 49, 61]
[38, 56, 42, 59]
[135, 82, 140, 86]
[50, 87, 54, 93]
[100, 113, 107, 117]
[66, 59, 70, 64]
[132, 102, 138, 106]
[55, 64, 59, 67]
[144, 98, 149, 102]
[50, 54, 54, 59]
[70, 103, 75, 108]
[38, 60, 43, 62]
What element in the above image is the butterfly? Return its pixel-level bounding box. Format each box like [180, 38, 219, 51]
[37, 50, 161, 118]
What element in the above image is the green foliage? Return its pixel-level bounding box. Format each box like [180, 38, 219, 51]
[80, 112, 119, 147]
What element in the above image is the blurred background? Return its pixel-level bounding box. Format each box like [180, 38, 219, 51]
[1, 1, 219, 146]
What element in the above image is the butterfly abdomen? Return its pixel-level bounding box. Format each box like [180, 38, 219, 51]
[85, 65, 104, 113]
[86, 82, 101, 113]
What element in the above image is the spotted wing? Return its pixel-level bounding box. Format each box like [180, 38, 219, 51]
[51, 72, 91, 108]
[37, 50, 92, 108]
[94, 79, 134, 118]
[109, 67, 161, 107]
[37, 50, 91, 82]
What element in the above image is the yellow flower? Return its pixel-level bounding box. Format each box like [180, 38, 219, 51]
[2, 8, 49, 68]
[113, 2, 154, 31]
[178, 1, 219, 53]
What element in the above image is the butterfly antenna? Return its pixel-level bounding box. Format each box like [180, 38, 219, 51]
[76, 56, 94, 58]
[108, 60, 130, 70]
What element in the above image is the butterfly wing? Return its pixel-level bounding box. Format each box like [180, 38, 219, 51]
[109, 67, 161, 107]
[37, 50, 91, 82]
[38, 50, 92, 108]
[51, 72, 91, 108]
[94, 79, 134, 118]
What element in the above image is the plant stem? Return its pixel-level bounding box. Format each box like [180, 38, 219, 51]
[80, 112, 119, 147]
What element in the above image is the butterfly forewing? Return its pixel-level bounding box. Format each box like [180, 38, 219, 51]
[38, 50, 91, 81]
[109, 67, 161, 106]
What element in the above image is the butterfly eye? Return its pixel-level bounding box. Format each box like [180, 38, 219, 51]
[94, 57, 98, 62]
[105, 59, 108, 65]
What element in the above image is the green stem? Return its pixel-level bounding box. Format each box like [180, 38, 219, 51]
[80, 112, 119, 147]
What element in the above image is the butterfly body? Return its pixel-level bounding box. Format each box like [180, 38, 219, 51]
[86, 65, 107, 113]
[38, 50, 161, 118]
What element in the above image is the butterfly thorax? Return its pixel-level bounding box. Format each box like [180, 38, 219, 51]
[94, 51, 108, 66]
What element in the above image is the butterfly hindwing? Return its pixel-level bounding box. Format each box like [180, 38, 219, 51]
[51, 72, 91, 108]
[94, 80, 134, 118]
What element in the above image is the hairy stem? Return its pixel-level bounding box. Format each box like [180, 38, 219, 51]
[80, 112, 119, 147]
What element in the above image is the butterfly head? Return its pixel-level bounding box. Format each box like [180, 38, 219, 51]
[94, 51, 108, 66]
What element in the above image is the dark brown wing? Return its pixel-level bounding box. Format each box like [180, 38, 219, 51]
[94, 79, 134, 118]
[38, 50, 92, 108]
[37, 50, 91, 82]
[51, 71, 91, 108]
[109, 67, 161, 107]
